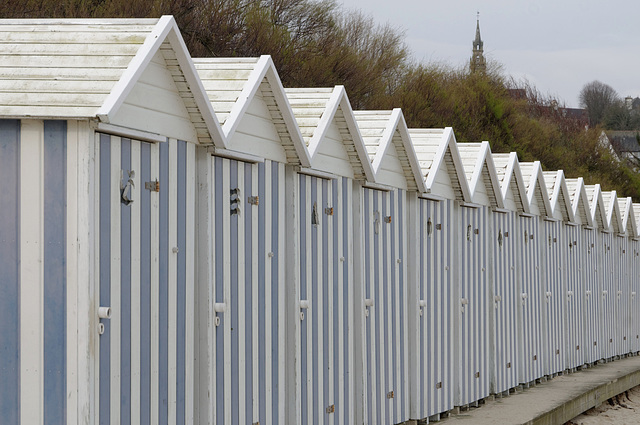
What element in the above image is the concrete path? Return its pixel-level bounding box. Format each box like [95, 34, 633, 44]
[437, 355, 640, 425]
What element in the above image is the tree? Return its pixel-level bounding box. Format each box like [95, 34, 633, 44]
[579, 80, 620, 126]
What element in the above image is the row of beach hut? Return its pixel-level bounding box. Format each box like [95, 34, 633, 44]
[1, 16, 639, 425]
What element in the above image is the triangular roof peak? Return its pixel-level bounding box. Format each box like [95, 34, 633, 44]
[285, 86, 374, 181]
[0, 16, 224, 145]
[519, 161, 554, 217]
[564, 178, 594, 227]
[584, 184, 609, 231]
[194, 55, 310, 165]
[618, 197, 637, 237]
[491, 152, 530, 213]
[601, 190, 624, 233]
[542, 170, 575, 222]
[408, 127, 471, 202]
[456, 141, 504, 208]
[633, 203, 640, 238]
[353, 108, 426, 192]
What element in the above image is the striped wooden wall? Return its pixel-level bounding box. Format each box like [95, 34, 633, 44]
[0, 119, 68, 424]
[210, 157, 286, 425]
[410, 197, 455, 420]
[96, 133, 195, 425]
[491, 211, 520, 394]
[361, 187, 409, 424]
[564, 224, 584, 369]
[457, 205, 490, 406]
[297, 173, 354, 425]
[599, 231, 617, 359]
[518, 215, 544, 384]
[543, 220, 566, 375]
[581, 228, 601, 364]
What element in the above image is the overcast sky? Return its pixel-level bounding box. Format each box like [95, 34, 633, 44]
[338, 0, 640, 107]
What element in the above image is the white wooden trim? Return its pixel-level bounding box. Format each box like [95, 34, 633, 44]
[150, 141, 160, 425]
[396, 112, 428, 193]
[296, 166, 336, 180]
[307, 86, 342, 158]
[371, 109, 400, 173]
[263, 59, 312, 167]
[222, 55, 270, 141]
[339, 88, 377, 182]
[185, 142, 196, 425]
[96, 16, 174, 123]
[20, 119, 45, 425]
[96, 122, 166, 144]
[164, 25, 226, 147]
[66, 121, 79, 425]
[209, 147, 264, 164]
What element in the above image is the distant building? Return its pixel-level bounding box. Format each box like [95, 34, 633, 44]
[470, 14, 486, 74]
[599, 130, 640, 165]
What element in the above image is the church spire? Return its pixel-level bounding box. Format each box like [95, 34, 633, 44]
[470, 12, 486, 73]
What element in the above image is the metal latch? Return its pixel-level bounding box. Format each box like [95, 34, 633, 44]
[384, 216, 392, 224]
[324, 207, 333, 216]
[248, 196, 259, 206]
[435, 382, 442, 389]
[475, 372, 480, 378]
[145, 179, 159, 192]
[326, 405, 335, 414]
[386, 391, 394, 399]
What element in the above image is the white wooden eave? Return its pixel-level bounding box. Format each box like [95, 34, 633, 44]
[543, 170, 575, 223]
[520, 161, 553, 218]
[565, 178, 594, 227]
[491, 151, 529, 213]
[457, 141, 504, 208]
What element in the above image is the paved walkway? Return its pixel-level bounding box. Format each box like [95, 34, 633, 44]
[438, 355, 640, 425]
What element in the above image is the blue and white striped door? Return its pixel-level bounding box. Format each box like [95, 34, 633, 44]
[298, 174, 354, 425]
[491, 211, 519, 394]
[412, 198, 454, 419]
[614, 236, 630, 355]
[98, 134, 195, 425]
[211, 157, 286, 425]
[631, 239, 640, 353]
[458, 206, 490, 406]
[599, 232, 617, 359]
[543, 220, 565, 375]
[564, 224, 583, 369]
[581, 228, 601, 364]
[362, 187, 408, 425]
[518, 216, 544, 384]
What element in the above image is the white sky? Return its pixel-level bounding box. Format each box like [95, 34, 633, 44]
[337, 0, 640, 107]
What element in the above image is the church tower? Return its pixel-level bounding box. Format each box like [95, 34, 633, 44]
[470, 13, 486, 73]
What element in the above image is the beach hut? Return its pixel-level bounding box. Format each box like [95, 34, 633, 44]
[195, 54, 310, 425]
[491, 152, 531, 394]
[616, 197, 635, 355]
[285, 85, 375, 425]
[0, 16, 226, 425]
[541, 170, 574, 375]
[518, 161, 553, 383]
[407, 127, 470, 421]
[455, 141, 503, 406]
[632, 204, 640, 354]
[352, 108, 425, 425]
[565, 178, 599, 365]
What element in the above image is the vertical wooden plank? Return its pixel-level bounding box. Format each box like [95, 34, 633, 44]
[150, 141, 160, 425]
[130, 140, 141, 424]
[184, 142, 196, 425]
[277, 162, 286, 424]
[251, 163, 259, 424]
[168, 139, 178, 425]
[0, 119, 20, 425]
[236, 161, 246, 425]
[109, 136, 122, 425]
[20, 119, 44, 425]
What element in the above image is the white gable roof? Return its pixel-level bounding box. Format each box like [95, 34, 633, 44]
[0, 16, 223, 145]
[564, 178, 594, 227]
[456, 141, 504, 208]
[194, 55, 310, 165]
[409, 127, 471, 201]
[492, 152, 530, 213]
[519, 161, 554, 217]
[618, 197, 637, 237]
[353, 109, 426, 191]
[601, 190, 624, 233]
[542, 170, 575, 222]
[285, 86, 374, 180]
[584, 184, 609, 231]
